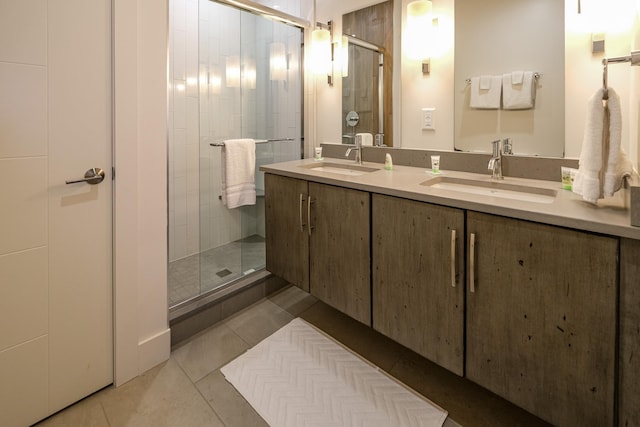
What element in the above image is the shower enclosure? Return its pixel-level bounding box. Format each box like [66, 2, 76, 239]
[168, 0, 304, 312]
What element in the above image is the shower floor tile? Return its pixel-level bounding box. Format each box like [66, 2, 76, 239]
[168, 235, 265, 307]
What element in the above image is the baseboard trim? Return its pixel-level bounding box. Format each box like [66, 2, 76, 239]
[138, 328, 171, 374]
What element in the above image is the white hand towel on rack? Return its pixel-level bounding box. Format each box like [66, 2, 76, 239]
[573, 87, 632, 203]
[470, 75, 502, 109]
[601, 87, 633, 197]
[573, 88, 606, 203]
[502, 71, 536, 110]
[222, 138, 256, 209]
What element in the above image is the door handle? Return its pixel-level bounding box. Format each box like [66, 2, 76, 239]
[66, 168, 105, 185]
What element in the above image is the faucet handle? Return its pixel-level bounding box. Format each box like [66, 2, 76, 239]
[502, 138, 512, 155]
[491, 139, 502, 157]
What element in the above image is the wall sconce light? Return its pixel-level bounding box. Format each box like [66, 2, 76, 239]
[578, 0, 636, 54]
[311, 21, 334, 85]
[341, 35, 349, 77]
[225, 55, 240, 87]
[270, 42, 288, 81]
[405, 0, 433, 74]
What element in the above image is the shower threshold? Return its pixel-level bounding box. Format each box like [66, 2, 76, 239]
[168, 234, 266, 309]
[169, 268, 270, 321]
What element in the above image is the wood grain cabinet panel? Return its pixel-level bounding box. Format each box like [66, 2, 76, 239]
[466, 212, 617, 427]
[265, 174, 370, 325]
[372, 194, 464, 375]
[308, 182, 371, 325]
[620, 237, 640, 427]
[265, 174, 309, 292]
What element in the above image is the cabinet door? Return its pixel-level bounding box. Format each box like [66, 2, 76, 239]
[372, 195, 464, 375]
[467, 212, 617, 427]
[620, 238, 640, 427]
[309, 182, 371, 325]
[265, 174, 309, 292]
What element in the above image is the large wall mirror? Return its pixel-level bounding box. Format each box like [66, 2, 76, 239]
[341, 38, 384, 145]
[342, 0, 394, 146]
[454, 0, 565, 157]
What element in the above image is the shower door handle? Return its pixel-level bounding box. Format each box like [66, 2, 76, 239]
[66, 167, 105, 185]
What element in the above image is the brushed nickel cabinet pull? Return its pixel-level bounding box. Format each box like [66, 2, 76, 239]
[307, 195, 314, 236]
[470, 232, 476, 293]
[299, 193, 305, 233]
[451, 229, 457, 288]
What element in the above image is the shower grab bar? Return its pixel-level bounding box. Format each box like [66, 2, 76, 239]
[210, 138, 295, 147]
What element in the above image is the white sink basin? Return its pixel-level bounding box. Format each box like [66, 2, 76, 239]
[421, 176, 557, 204]
[300, 162, 379, 176]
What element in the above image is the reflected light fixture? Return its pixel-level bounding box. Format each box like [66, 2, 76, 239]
[341, 35, 349, 77]
[209, 66, 221, 94]
[405, 0, 433, 74]
[225, 55, 240, 87]
[270, 42, 287, 81]
[244, 57, 256, 89]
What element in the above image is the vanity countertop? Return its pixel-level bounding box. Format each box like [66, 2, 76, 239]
[261, 158, 640, 240]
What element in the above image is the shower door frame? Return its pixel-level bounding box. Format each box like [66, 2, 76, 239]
[169, 0, 308, 319]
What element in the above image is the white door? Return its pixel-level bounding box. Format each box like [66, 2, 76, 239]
[0, 1, 113, 426]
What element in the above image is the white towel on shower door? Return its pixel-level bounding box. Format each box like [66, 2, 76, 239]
[222, 138, 256, 209]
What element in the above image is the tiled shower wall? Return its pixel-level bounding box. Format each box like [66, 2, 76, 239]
[169, 0, 200, 262]
[169, 0, 304, 263]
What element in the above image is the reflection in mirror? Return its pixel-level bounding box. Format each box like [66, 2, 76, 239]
[454, 0, 565, 157]
[342, 39, 384, 145]
[342, 0, 394, 146]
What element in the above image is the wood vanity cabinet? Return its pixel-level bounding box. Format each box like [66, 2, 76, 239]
[619, 238, 640, 427]
[265, 174, 309, 292]
[265, 174, 371, 325]
[466, 212, 618, 427]
[372, 194, 465, 375]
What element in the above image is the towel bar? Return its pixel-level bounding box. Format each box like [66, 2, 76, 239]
[602, 51, 640, 99]
[210, 138, 295, 147]
[465, 72, 540, 85]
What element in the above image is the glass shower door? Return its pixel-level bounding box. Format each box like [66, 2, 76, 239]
[196, 0, 302, 298]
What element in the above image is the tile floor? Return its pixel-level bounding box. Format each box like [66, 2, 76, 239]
[168, 235, 266, 307]
[36, 285, 550, 427]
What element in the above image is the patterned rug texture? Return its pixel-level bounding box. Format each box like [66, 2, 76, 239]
[221, 318, 448, 426]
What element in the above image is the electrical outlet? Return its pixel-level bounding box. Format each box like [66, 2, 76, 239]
[422, 108, 436, 130]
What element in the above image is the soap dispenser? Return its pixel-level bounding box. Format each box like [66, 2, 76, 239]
[384, 153, 393, 170]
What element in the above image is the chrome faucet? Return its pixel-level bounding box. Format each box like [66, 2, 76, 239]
[488, 139, 504, 180]
[345, 140, 363, 164]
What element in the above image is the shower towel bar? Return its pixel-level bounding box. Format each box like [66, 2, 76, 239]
[210, 138, 295, 147]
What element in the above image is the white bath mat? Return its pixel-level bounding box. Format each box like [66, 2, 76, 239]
[221, 318, 448, 427]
